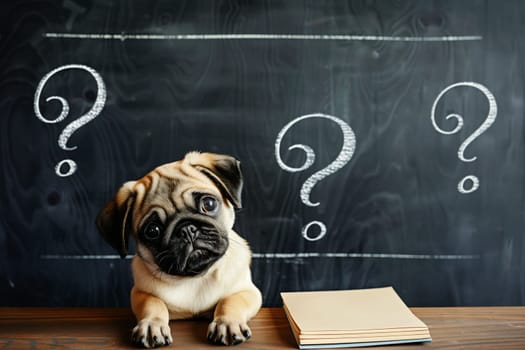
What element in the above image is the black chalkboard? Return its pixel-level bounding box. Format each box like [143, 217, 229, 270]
[1, 0, 524, 307]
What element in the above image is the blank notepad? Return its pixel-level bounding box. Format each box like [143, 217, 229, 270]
[281, 287, 432, 349]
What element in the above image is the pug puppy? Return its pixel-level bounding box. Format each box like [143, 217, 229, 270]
[96, 152, 262, 348]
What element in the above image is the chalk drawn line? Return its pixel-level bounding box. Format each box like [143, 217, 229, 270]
[38, 32, 482, 261]
[40, 253, 479, 260]
[44, 32, 483, 42]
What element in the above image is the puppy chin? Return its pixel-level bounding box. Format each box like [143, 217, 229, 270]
[135, 239, 227, 281]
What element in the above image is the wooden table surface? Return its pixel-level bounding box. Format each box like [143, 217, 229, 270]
[1, 307, 524, 349]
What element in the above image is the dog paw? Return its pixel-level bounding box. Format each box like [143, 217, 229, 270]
[207, 317, 252, 346]
[132, 318, 173, 348]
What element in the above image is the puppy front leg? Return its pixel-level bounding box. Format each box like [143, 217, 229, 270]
[131, 287, 173, 348]
[207, 289, 262, 346]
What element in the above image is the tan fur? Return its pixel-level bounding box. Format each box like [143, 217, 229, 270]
[98, 152, 262, 348]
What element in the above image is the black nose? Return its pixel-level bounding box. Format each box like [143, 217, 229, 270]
[178, 223, 199, 242]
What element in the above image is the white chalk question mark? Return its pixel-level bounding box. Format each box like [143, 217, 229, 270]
[275, 113, 356, 241]
[431, 82, 497, 193]
[34, 64, 106, 177]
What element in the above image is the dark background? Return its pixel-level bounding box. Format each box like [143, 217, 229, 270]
[1, 0, 524, 307]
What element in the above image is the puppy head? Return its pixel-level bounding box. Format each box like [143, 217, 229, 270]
[96, 151, 243, 277]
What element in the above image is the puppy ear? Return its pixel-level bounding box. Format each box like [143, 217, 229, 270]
[185, 152, 243, 209]
[96, 181, 136, 258]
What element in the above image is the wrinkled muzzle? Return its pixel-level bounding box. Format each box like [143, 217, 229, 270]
[155, 220, 229, 276]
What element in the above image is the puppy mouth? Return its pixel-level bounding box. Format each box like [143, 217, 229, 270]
[155, 221, 229, 276]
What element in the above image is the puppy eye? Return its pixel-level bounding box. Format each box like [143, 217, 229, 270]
[199, 196, 219, 215]
[143, 222, 162, 240]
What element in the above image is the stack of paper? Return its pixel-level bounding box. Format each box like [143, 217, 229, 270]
[281, 287, 432, 349]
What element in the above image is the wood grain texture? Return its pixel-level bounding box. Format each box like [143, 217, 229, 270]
[1, 307, 525, 349]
